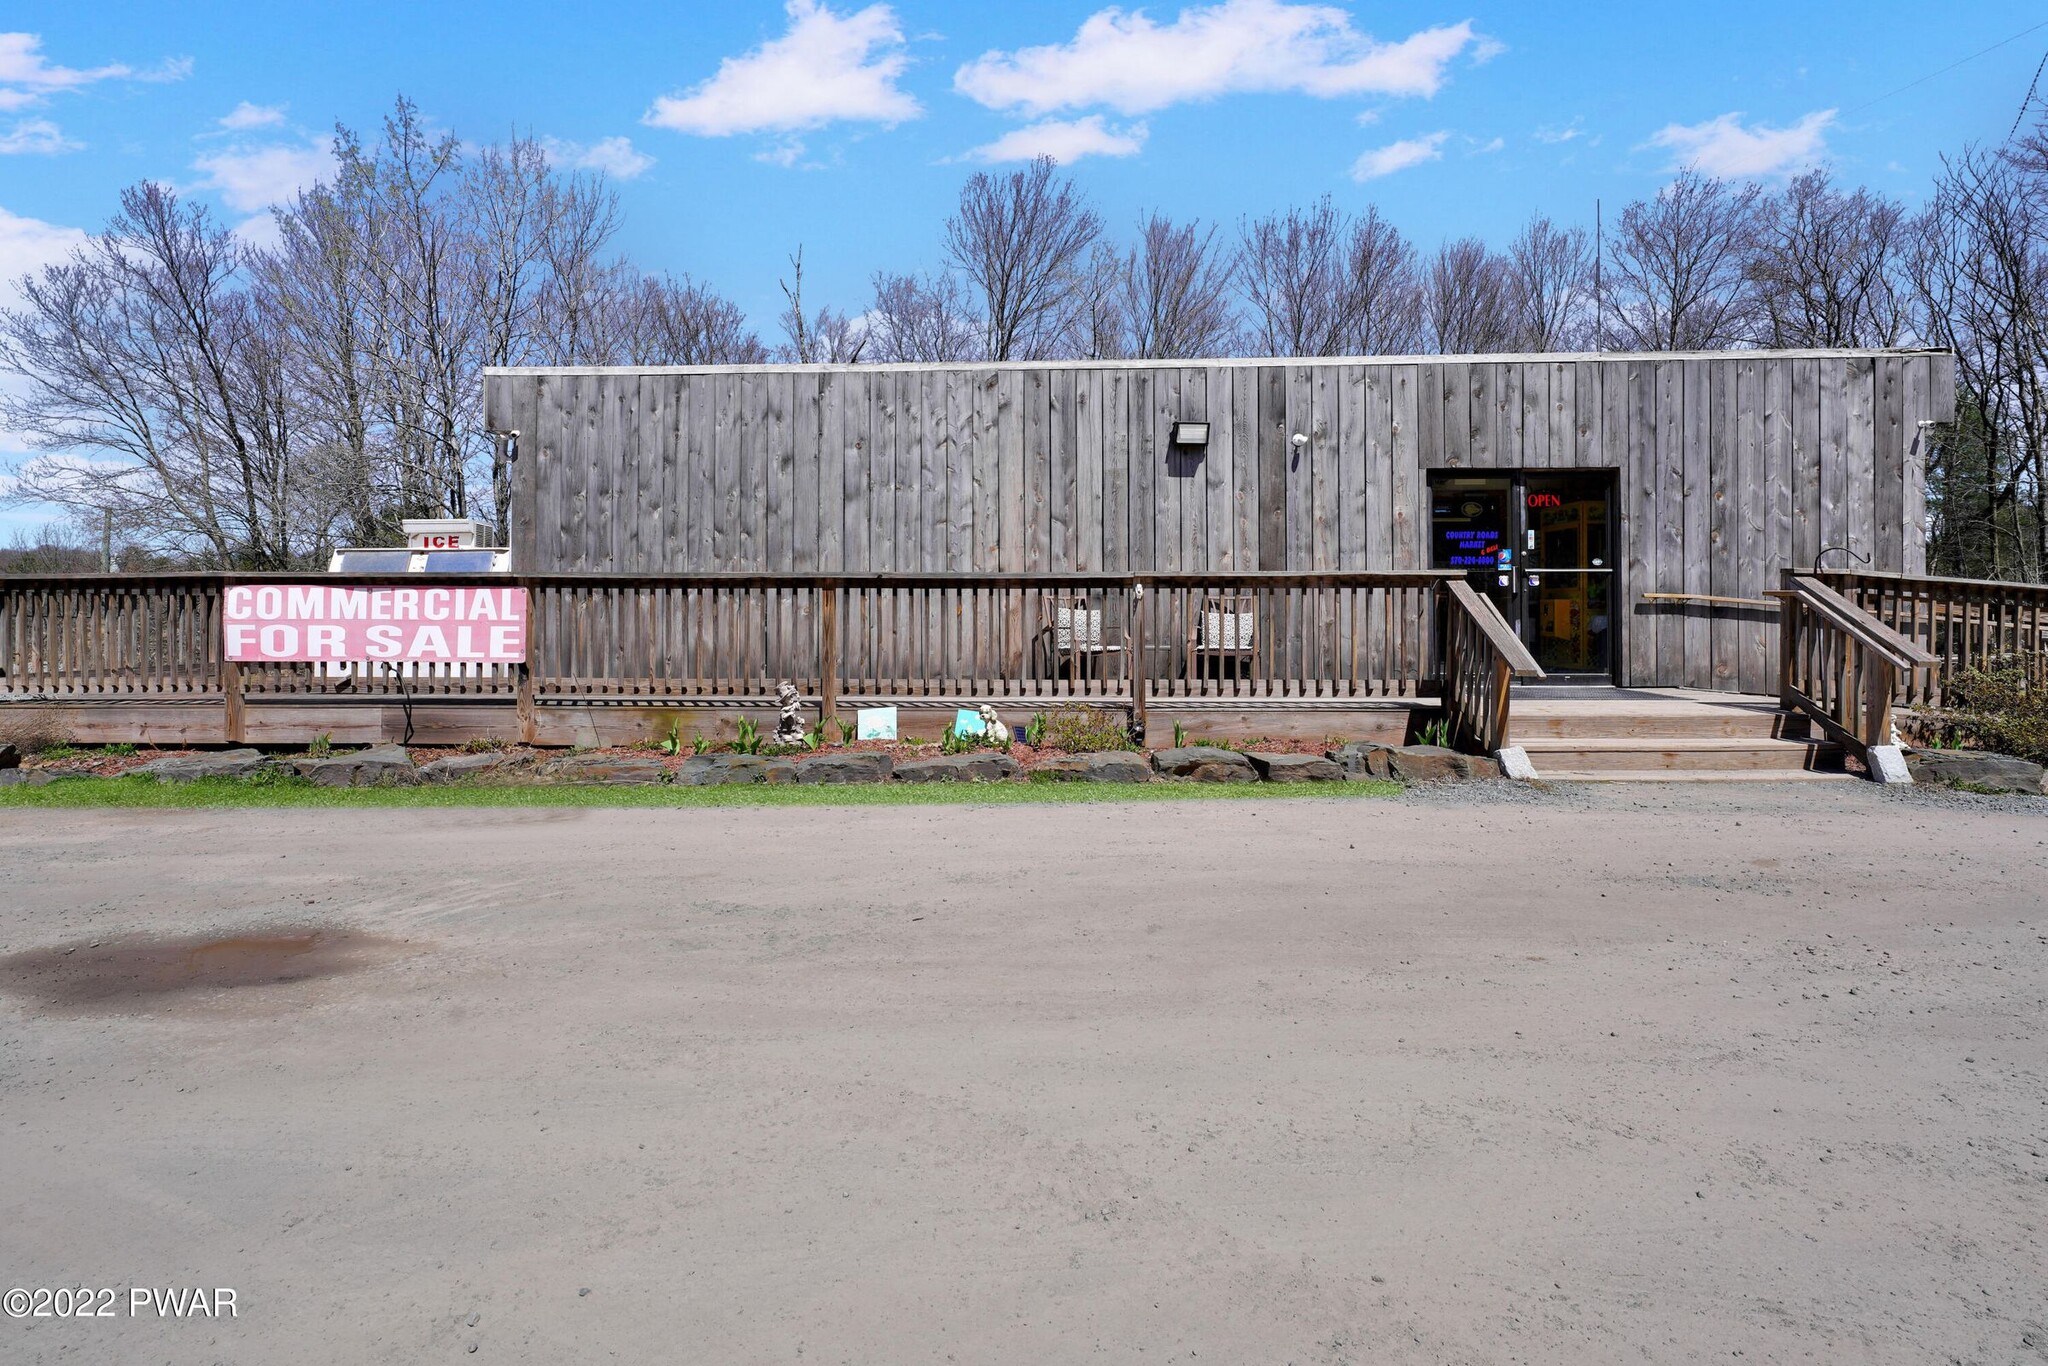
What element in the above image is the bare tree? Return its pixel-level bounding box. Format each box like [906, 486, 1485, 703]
[1503, 215, 1593, 351]
[1238, 196, 1350, 356]
[775, 247, 865, 363]
[253, 165, 384, 545]
[1423, 238, 1515, 355]
[1604, 170, 1761, 350]
[1745, 169, 1910, 349]
[1908, 144, 2048, 581]
[1110, 213, 1237, 359]
[615, 273, 766, 365]
[1344, 205, 1424, 354]
[865, 270, 980, 363]
[1058, 244, 1128, 360]
[0, 184, 305, 567]
[944, 157, 1102, 361]
[3, 95, 748, 563]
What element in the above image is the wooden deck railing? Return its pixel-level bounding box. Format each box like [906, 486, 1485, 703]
[1777, 571, 1938, 764]
[0, 580, 224, 697]
[1438, 580, 1545, 753]
[1816, 569, 2048, 708]
[2, 572, 1465, 737]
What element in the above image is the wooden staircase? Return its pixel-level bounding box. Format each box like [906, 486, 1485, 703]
[1510, 687, 1852, 782]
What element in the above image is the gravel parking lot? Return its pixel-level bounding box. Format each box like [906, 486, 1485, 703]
[3, 782, 2045, 1363]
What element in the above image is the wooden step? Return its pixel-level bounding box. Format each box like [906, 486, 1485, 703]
[1531, 768, 1857, 783]
[1517, 735, 1843, 773]
[1509, 701, 1803, 739]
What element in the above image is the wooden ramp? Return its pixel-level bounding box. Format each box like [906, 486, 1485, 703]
[1511, 687, 1854, 782]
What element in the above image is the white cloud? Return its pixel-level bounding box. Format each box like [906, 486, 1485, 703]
[542, 134, 655, 179]
[1533, 117, 1583, 144]
[954, 0, 1486, 116]
[1471, 135, 1504, 154]
[961, 115, 1148, 164]
[0, 203, 86, 304]
[0, 32, 133, 93]
[0, 205, 90, 459]
[219, 100, 286, 131]
[754, 139, 809, 168]
[1647, 109, 1835, 179]
[0, 32, 189, 111]
[0, 117, 79, 155]
[191, 140, 334, 214]
[644, 0, 919, 138]
[1350, 129, 1447, 180]
[231, 212, 284, 252]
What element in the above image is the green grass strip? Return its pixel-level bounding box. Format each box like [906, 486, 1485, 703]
[0, 774, 1401, 810]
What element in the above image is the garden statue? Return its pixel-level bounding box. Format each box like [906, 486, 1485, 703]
[977, 705, 1011, 748]
[774, 681, 807, 747]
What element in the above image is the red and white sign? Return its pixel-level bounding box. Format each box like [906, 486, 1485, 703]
[223, 584, 527, 664]
[403, 518, 481, 551]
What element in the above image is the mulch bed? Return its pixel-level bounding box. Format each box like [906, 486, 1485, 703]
[23, 732, 1353, 779]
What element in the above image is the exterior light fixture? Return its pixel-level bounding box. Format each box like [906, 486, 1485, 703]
[1171, 420, 1210, 447]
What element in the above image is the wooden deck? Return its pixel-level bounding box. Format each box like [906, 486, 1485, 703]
[0, 569, 1540, 753]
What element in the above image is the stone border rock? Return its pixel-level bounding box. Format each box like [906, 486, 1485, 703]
[894, 754, 1020, 783]
[1325, 741, 1499, 783]
[1905, 748, 2047, 795]
[14, 734, 1508, 794]
[1150, 746, 1256, 782]
[1246, 751, 1342, 782]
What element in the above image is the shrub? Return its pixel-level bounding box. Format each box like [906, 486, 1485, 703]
[462, 736, 508, 754]
[1927, 661, 2047, 763]
[1041, 704, 1138, 753]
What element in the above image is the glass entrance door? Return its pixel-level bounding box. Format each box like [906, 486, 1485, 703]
[1429, 471, 1614, 680]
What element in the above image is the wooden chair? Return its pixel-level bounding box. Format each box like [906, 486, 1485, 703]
[1039, 593, 1124, 685]
[1189, 593, 1256, 683]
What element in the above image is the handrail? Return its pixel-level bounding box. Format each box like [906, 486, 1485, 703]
[1779, 576, 1936, 671]
[1438, 580, 1544, 755]
[1817, 567, 2046, 708]
[1447, 582, 1544, 676]
[1776, 570, 1935, 776]
[1816, 567, 2048, 600]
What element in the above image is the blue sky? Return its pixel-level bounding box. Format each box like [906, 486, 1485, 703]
[3, 1, 2046, 537]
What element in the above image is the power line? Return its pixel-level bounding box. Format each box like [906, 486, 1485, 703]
[2008, 46, 2048, 142]
[1842, 18, 2048, 117]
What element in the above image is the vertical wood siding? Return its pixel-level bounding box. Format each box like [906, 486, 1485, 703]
[486, 350, 1955, 691]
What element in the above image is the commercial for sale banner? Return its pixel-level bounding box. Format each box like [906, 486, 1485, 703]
[222, 584, 527, 663]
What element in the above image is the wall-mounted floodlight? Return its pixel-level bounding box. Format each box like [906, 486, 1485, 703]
[1172, 420, 1210, 447]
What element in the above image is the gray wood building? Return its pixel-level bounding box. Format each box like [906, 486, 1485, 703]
[485, 347, 1954, 695]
